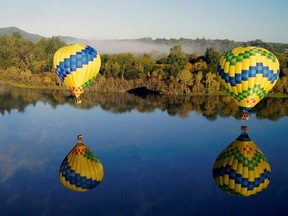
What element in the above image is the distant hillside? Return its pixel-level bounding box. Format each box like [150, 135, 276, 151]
[0, 27, 44, 42]
[1, 27, 287, 54]
[0, 27, 79, 43]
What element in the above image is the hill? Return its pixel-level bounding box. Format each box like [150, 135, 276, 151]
[0, 27, 78, 43]
[0, 27, 44, 42]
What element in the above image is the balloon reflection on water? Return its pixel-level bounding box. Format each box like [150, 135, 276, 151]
[212, 126, 271, 197]
[59, 134, 104, 192]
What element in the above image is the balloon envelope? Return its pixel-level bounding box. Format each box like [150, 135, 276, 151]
[217, 46, 280, 112]
[212, 131, 271, 197]
[59, 136, 104, 192]
[53, 44, 101, 99]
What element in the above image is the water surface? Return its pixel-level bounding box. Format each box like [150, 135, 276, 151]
[0, 85, 287, 216]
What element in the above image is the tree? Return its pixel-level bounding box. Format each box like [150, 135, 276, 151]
[192, 61, 207, 72]
[138, 54, 157, 78]
[166, 45, 188, 68]
[205, 72, 216, 89]
[35, 37, 66, 72]
[124, 69, 140, 80]
[204, 48, 221, 72]
[272, 77, 288, 94]
[204, 48, 221, 65]
[177, 69, 192, 85]
[192, 72, 205, 94]
[165, 62, 182, 78]
[205, 72, 220, 94]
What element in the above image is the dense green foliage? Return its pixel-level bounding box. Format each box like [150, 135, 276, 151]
[0, 33, 65, 87]
[0, 33, 288, 95]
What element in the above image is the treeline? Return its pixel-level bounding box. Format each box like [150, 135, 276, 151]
[94, 45, 222, 94]
[0, 32, 288, 95]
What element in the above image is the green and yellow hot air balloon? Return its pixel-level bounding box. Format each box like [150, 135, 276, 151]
[212, 126, 271, 197]
[59, 135, 104, 192]
[217, 46, 280, 120]
[53, 44, 101, 103]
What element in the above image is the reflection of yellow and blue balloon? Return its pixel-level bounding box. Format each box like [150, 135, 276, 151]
[217, 46, 280, 112]
[53, 44, 101, 99]
[59, 135, 104, 192]
[212, 128, 271, 197]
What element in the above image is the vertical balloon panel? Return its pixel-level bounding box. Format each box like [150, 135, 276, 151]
[212, 130, 271, 197]
[59, 135, 104, 192]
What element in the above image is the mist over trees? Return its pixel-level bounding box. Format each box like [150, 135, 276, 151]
[0, 31, 288, 95]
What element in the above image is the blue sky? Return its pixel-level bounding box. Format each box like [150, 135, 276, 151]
[1, 0, 288, 43]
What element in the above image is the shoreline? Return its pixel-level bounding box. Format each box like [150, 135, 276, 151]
[0, 80, 287, 98]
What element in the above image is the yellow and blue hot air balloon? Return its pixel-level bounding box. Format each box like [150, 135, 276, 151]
[59, 135, 104, 192]
[53, 44, 101, 103]
[212, 126, 271, 197]
[217, 46, 280, 120]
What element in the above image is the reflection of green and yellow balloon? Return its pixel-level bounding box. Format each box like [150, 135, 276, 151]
[217, 46, 280, 114]
[212, 128, 271, 197]
[59, 135, 104, 192]
[53, 44, 101, 102]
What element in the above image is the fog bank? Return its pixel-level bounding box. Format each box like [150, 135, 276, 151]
[63, 38, 205, 55]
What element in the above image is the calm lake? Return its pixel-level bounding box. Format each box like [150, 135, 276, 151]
[0, 84, 288, 216]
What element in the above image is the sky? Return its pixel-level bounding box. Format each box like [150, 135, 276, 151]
[1, 0, 288, 43]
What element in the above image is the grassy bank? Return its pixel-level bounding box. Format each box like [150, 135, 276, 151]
[0, 80, 66, 90]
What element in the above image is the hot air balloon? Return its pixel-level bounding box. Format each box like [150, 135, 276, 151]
[53, 44, 101, 104]
[212, 126, 271, 197]
[217, 46, 280, 120]
[59, 135, 104, 192]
